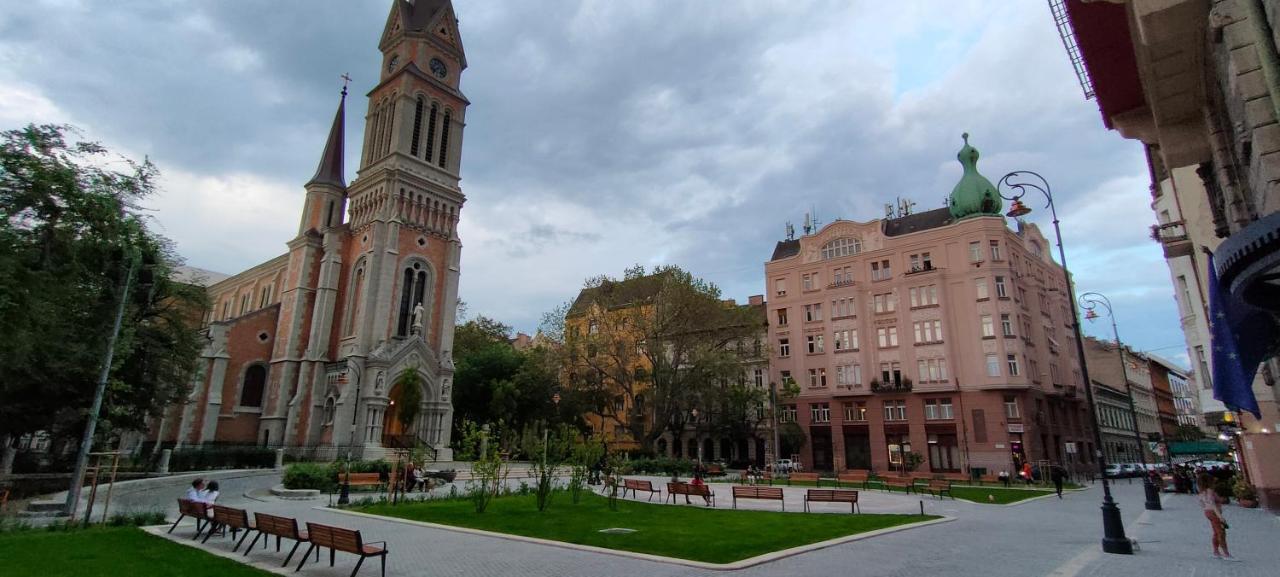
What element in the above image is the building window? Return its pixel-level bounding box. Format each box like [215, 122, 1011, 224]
[909, 285, 938, 308]
[821, 237, 863, 259]
[240, 364, 267, 408]
[832, 297, 854, 318]
[916, 357, 948, 382]
[776, 308, 788, 326]
[909, 252, 933, 272]
[396, 262, 431, 337]
[1007, 354, 1020, 376]
[912, 319, 942, 343]
[880, 361, 903, 386]
[986, 354, 1000, 377]
[844, 401, 867, 422]
[780, 404, 798, 423]
[990, 240, 1002, 261]
[1003, 395, 1020, 419]
[424, 102, 438, 161]
[924, 398, 953, 420]
[832, 266, 853, 286]
[876, 326, 898, 348]
[836, 364, 862, 387]
[775, 278, 787, 297]
[811, 403, 831, 423]
[410, 97, 424, 157]
[969, 241, 982, 262]
[834, 329, 857, 350]
[1001, 313, 1014, 337]
[802, 273, 817, 291]
[981, 314, 994, 338]
[322, 396, 336, 426]
[437, 110, 451, 167]
[778, 338, 790, 357]
[883, 400, 907, 421]
[1195, 346, 1211, 389]
[976, 278, 989, 300]
[806, 334, 824, 353]
[1177, 275, 1193, 316]
[871, 259, 892, 281]
[804, 303, 823, 322]
[873, 292, 896, 313]
[995, 275, 1008, 298]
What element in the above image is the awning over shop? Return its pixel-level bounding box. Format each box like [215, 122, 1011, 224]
[1168, 441, 1230, 456]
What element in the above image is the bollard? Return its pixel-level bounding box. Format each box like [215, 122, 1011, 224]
[919, 500, 924, 515]
[274, 449, 285, 470]
[157, 448, 172, 474]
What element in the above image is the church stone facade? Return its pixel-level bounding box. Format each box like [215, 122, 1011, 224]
[149, 0, 469, 461]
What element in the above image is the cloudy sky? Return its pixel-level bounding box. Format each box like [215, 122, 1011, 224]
[0, 0, 1188, 366]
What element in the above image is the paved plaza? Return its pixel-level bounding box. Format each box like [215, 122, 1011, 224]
[72, 471, 1277, 577]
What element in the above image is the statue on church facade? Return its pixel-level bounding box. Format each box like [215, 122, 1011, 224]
[411, 302, 425, 336]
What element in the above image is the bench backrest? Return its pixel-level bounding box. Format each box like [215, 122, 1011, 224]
[667, 482, 687, 495]
[625, 479, 654, 491]
[791, 473, 819, 481]
[928, 480, 952, 489]
[732, 486, 783, 499]
[808, 489, 858, 502]
[884, 478, 911, 486]
[211, 505, 251, 529]
[306, 522, 364, 554]
[686, 484, 712, 496]
[254, 512, 302, 540]
[178, 498, 207, 517]
[346, 472, 381, 484]
[837, 472, 869, 481]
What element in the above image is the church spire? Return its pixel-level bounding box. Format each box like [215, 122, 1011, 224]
[307, 84, 347, 188]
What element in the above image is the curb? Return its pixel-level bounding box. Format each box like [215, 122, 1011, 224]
[319, 506, 954, 571]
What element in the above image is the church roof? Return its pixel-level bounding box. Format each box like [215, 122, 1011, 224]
[397, 0, 451, 32]
[770, 239, 801, 261]
[306, 89, 346, 188]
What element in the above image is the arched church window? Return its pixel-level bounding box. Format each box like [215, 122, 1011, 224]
[410, 97, 424, 157]
[424, 103, 438, 162]
[322, 396, 336, 426]
[383, 100, 395, 155]
[344, 265, 365, 336]
[821, 237, 862, 260]
[438, 110, 451, 168]
[396, 261, 431, 337]
[241, 364, 267, 408]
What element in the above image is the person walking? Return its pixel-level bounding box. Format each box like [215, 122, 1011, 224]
[1050, 465, 1066, 498]
[1022, 462, 1034, 486]
[1199, 473, 1237, 561]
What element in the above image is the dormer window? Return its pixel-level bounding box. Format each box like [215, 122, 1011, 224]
[821, 237, 862, 260]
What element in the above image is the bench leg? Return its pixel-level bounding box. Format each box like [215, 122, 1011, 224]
[732, 496, 737, 510]
[168, 514, 185, 534]
[201, 522, 220, 544]
[381, 553, 386, 577]
[244, 532, 263, 556]
[804, 500, 809, 513]
[330, 547, 336, 567]
[233, 529, 253, 553]
[350, 555, 365, 577]
[283, 540, 303, 567]
[296, 544, 317, 572]
[276, 535, 281, 552]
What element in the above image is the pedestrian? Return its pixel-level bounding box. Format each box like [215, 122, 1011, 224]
[1050, 465, 1066, 498]
[184, 478, 206, 502]
[1198, 473, 1237, 561]
[1022, 462, 1033, 486]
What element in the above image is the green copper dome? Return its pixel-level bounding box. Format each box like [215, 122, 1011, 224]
[948, 133, 1003, 219]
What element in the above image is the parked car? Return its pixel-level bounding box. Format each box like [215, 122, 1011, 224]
[1121, 463, 1144, 477]
[1104, 464, 1124, 478]
[773, 459, 794, 473]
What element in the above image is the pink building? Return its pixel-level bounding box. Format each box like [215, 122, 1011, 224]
[765, 136, 1093, 476]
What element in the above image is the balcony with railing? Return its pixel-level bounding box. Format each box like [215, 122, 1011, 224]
[1150, 220, 1192, 258]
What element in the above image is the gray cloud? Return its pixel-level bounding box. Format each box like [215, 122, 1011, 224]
[0, 0, 1186, 365]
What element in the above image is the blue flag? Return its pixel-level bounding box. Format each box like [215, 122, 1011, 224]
[1207, 253, 1269, 419]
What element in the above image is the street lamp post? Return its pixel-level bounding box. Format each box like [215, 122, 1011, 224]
[999, 171, 1133, 555]
[1079, 292, 1162, 511]
[690, 408, 702, 464]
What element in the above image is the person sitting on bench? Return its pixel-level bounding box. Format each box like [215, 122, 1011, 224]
[185, 478, 206, 502]
[688, 473, 712, 506]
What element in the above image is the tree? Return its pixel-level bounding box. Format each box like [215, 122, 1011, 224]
[0, 124, 206, 468]
[452, 315, 512, 361]
[550, 265, 759, 449]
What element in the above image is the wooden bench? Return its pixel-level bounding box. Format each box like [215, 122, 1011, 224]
[731, 486, 784, 510]
[622, 479, 661, 501]
[836, 471, 870, 489]
[805, 489, 860, 513]
[342, 472, 386, 492]
[203, 505, 259, 552]
[247, 512, 316, 567]
[881, 477, 916, 494]
[666, 482, 715, 507]
[706, 464, 725, 476]
[924, 480, 953, 499]
[169, 498, 210, 538]
[788, 472, 821, 486]
[298, 523, 388, 577]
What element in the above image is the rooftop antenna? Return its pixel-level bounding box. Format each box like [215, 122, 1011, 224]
[885, 203, 895, 218]
[785, 222, 795, 240]
[803, 212, 812, 235]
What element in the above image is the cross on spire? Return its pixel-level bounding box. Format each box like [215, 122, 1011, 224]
[340, 72, 352, 96]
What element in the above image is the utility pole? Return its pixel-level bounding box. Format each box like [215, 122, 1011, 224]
[65, 250, 138, 519]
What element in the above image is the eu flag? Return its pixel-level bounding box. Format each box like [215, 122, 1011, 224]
[1207, 254, 1270, 418]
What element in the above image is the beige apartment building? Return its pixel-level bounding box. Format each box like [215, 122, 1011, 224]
[765, 137, 1093, 476]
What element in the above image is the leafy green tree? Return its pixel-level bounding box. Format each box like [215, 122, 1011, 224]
[0, 124, 206, 467]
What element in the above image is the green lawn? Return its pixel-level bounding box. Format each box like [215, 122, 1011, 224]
[358, 492, 936, 564]
[0, 526, 272, 577]
[948, 486, 1054, 504]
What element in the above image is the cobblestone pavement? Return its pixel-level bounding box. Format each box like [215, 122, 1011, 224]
[127, 473, 1278, 576]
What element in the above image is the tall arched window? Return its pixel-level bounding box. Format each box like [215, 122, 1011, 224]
[424, 103, 438, 162]
[241, 365, 267, 408]
[383, 100, 395, 155]
[396, 262, 432, 337]
[821, 237, 863, 260]
[343, 264, 365, 336]
[438, 110, 451, 168]
[410, 97, 424, 157]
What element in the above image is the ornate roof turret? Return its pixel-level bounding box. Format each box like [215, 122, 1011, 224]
[947, 133, 1002, 220]
[306, 86, 346, 189]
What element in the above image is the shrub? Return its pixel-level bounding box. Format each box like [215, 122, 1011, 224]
[167, 447, 276, 472]
[282, 463, 336, 492]
[1234, 479, 1258, 501]
[107, 510, 166, 527]
[620, 457, 695, 477]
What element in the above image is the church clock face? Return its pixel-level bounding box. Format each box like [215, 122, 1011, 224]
[429, 58, 447, 79]
[386, 55, 399, 72]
